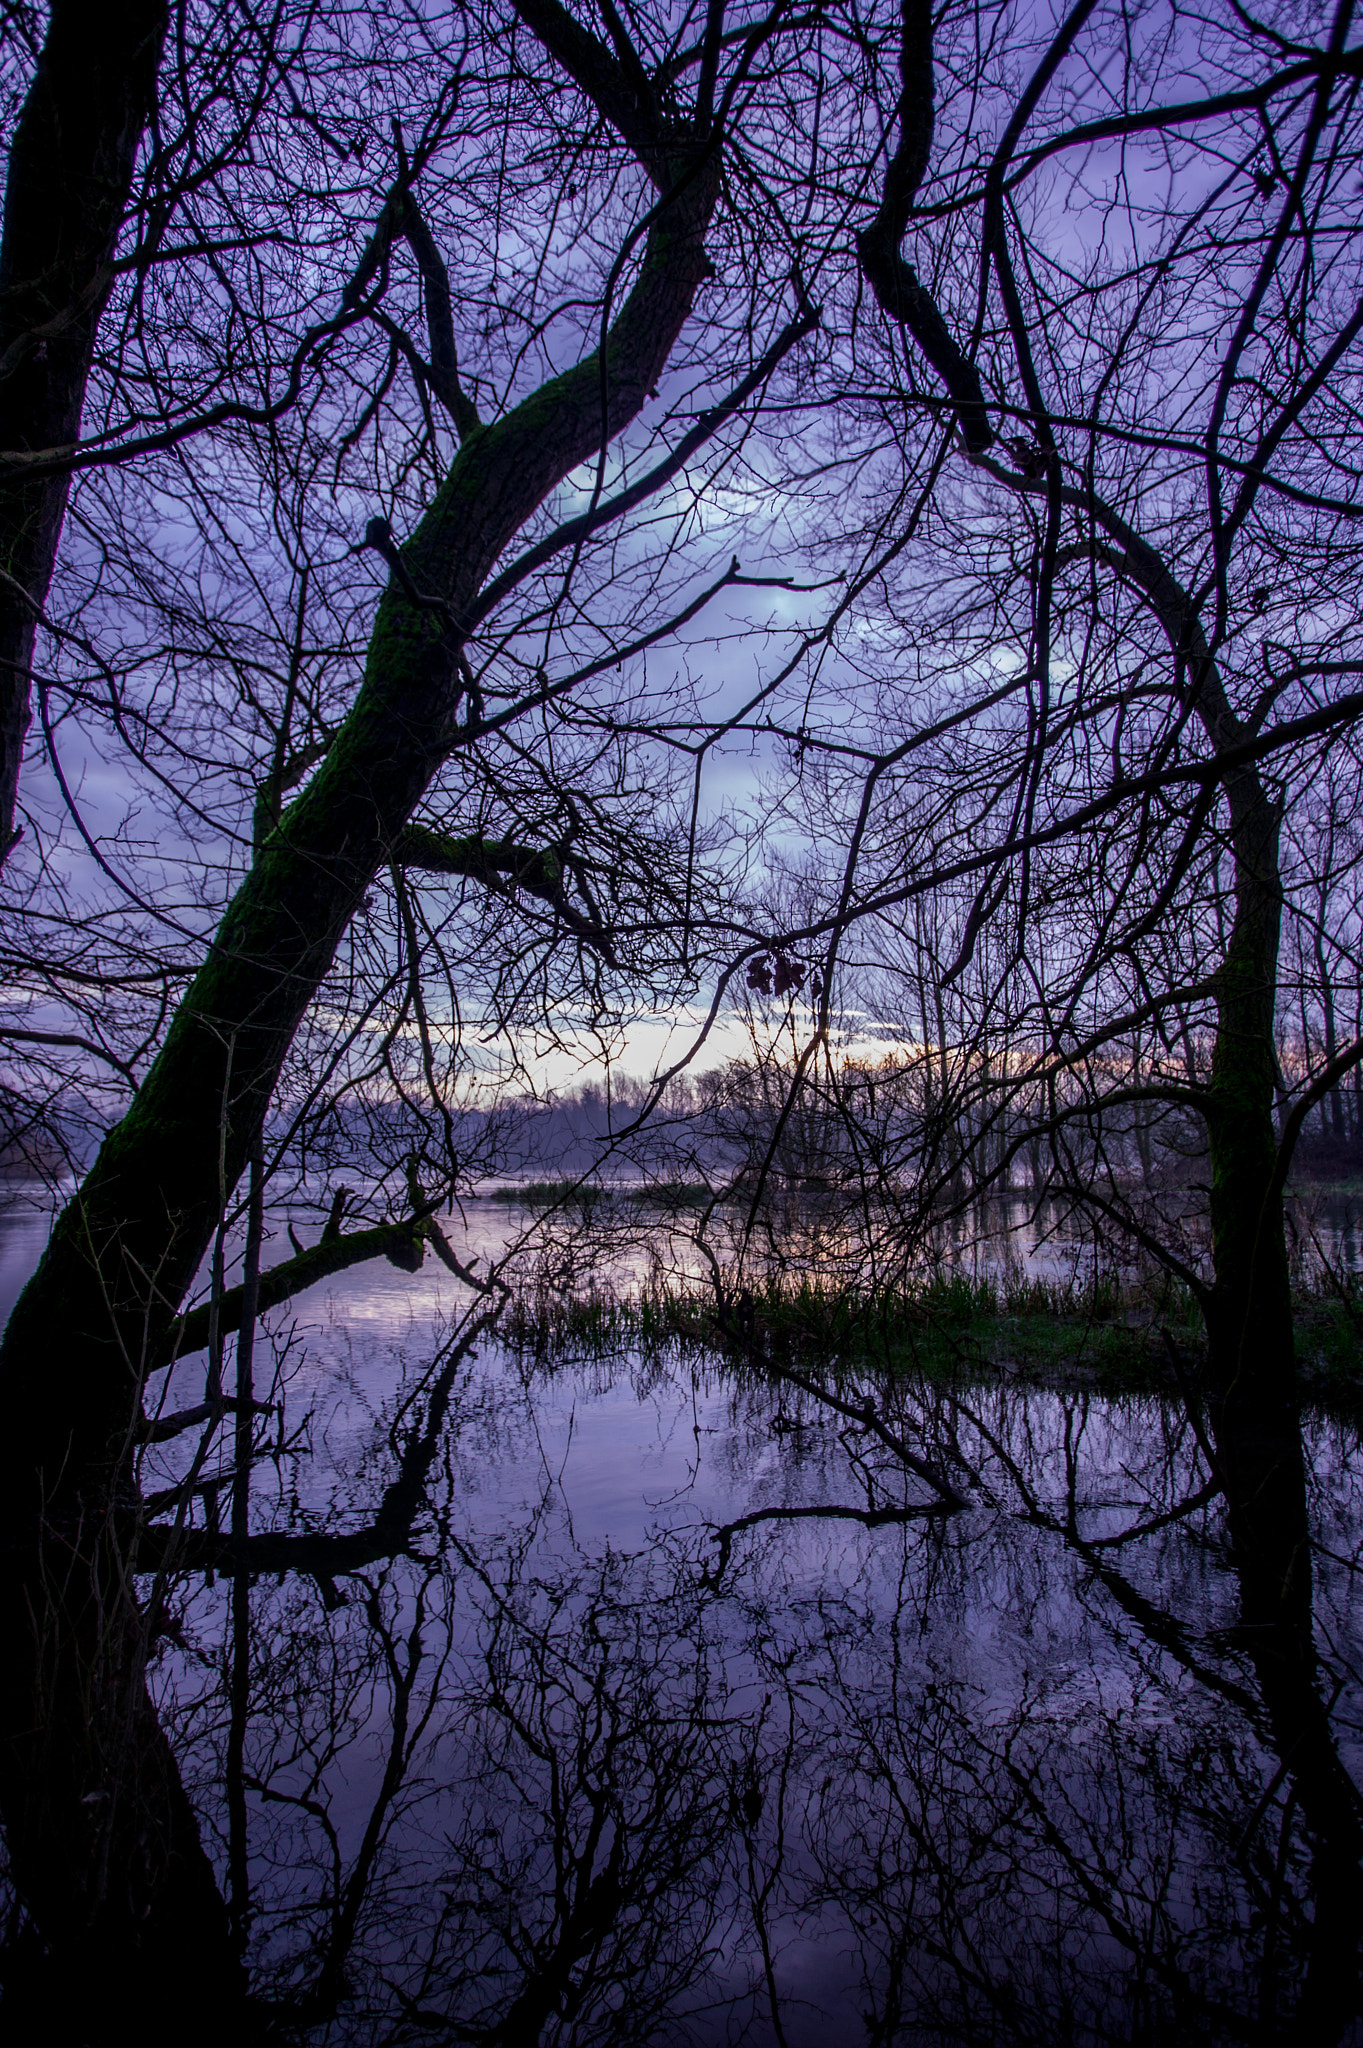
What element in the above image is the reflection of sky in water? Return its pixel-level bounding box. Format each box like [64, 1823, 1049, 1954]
[0, 1185, 58, 1328]
[7, 1182, 1363, 1341]
[4, 1185, 1363, 2040]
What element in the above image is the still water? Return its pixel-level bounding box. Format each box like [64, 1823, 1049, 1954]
[4, 1184, 1363, 2043]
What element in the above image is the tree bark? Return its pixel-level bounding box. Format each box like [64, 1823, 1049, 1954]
[0, 12, 721, 2008]
[1202, 778, 1307, 1624]
[0, 1542, 253, 2039]
[979, 488, 1304, 1589]
[0, 139, 718, 1507]
[1079, 524, 1300, 1562]
[1063, 517, 1303, 1592]
[0, 0, 169, 860]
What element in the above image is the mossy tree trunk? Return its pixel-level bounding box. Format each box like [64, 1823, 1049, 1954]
[0, 0, 721, 2009]
[1070, 512, 1305, 1605]
[1, 59, 718, 1513]
[1203, 783, 1309, 1628]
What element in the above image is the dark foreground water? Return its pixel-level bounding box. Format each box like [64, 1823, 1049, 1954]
[4, 1188, 1363, 2043]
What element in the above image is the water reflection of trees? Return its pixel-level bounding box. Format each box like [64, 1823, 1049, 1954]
[209, 1553, 746, 2039]
[19, 1329, 1347, 2043]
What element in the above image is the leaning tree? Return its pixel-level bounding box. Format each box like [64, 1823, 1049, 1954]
[0, 0, 846, 2024]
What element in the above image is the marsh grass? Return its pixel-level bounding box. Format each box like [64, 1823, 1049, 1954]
[483, 1180, 712, 1208]
[502, 1259, 1363, 1407]
[505, 1265, 1192, 1386]
[1295, 1270, 1363, 1401]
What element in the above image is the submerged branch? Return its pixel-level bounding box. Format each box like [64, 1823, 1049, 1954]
[170, 1208, 480, 1359]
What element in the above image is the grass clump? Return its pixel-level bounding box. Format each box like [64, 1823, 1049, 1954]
[502, 1262, 1212, 1393]
[500, 1248, 1363, 1409]
[484, 1179, 713, 1209]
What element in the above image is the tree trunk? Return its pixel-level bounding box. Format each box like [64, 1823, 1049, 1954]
[1054, 510, 1305, 1593]
[0, 153, 717, 1509]
[1219, 1376, 1363, 2039]
[1315, 919, 1346, 1141]
[0, 22, 719, 2008]
[0, 0, 168, 861]
[1202, 787, 1308, 1625]
[0, 1527, 252, 2038]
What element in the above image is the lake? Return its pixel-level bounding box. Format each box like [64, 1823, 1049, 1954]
[3, 1184, 1363, 2042]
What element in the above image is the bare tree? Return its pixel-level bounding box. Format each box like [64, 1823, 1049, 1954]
[7, 0, 1363, 2022]
[0, 0, 837, 2016]
[709, 0, 1363, 1605]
